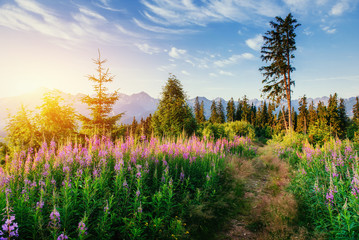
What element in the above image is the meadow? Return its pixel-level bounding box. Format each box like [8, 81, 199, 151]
[0, 135, 256, 240]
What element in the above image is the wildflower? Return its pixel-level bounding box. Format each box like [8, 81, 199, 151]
[1, 215, 19, 238]
[138, 202, 143, 213]
[49, 207, 61, 229]
[57, 233, 68, 240]
[136, 190, 140, 197]
[180, 172, 185, 181]
[36, 201, 44, 210]
[136, 172, 141, 178]
[78, 220, 87, 236]
[123, 179, 128, 189]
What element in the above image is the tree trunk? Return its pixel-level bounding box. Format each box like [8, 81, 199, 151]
[282, 106, 288, 130]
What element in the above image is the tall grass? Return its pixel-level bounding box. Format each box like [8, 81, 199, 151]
[0, 135, 255, 239]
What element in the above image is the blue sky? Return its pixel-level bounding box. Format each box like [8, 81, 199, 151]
[0, 0, 358, 100]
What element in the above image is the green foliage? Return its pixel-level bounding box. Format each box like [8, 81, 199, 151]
[307, 120, 330, 146]
[217, 100, 226, 124]
[80, 51, 123, 136]
[209, 100, 219, 124]
[224, 121, 255, 139]
[37, 91, 77, 143]
[6, 105, 39, 150]
[152, 74, 196, 136]
[202, 121, 255, 140]
[194, 97, 206, 124]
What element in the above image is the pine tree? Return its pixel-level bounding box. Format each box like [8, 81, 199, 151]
[308, 100, 317, 127]
[353, 97, 359, 125]
[297, 95, 309, 134]
[327, 93, 340, 136]
[199, 101, 206, 123]
[131, 117, 138, 136]
[226, 98, 235, 122]
[241, 96, 251, 122]
[250, 103, 257, 125]
[209, 100, 219, 123]
[80, 51, 123, 136]
[267, 102, 276, 127]
[338, 98, 348, 138]
[317, 101, 327, 124]
[235, 99, 243, 121]
[194, 97, 202, 123]
[260, 13, 300, 130]
[152, 74, 196, 136]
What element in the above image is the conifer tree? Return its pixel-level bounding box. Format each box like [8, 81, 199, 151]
[152, 74, 196, 136]
[199, 101, 206, 123]
[317, 101, 327, 124]
[308, 100, 317, 127]
[338, 98, 348, 138]
[131, 117, 138, 136]
[353, 97, 359, 125]
[235, 99, 243, 121]
[292, 106, 298, 131]
[260, 13, 300, 130]
[327, 93, 340, 136]
[297, 95, 309, 134]
[217, 100, 226, 123]
[250, 103, 257, 125]
[80, 51, 123, 136]
[241, 96, 251, 122]
[194, 97, 202, 123]
[209, 100, 219, 123]
[226, 98, 235, 122]
[267, 102, 276, 127]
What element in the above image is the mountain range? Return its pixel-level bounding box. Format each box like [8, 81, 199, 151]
[0, 88, 357, 137]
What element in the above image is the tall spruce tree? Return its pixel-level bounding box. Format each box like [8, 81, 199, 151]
[259, 13, 300, 130]
[226, 98, 235, 122]
[209, 100, 219, 123]
[80, 51, 123, 135]
[152, 74, 196, 136]
[217, 100, 226, 123]
[338, 98, 348, 138]
[194, 97, 202, 123]
[235, 99, 243, 121]
[241, 96, 251, 122]
[308, 100, 317, 127]
[297, 95, 309, 134]
[353, 97, 359, 125]
[199, 101, 206, 123]
[327, 93, 340, 136]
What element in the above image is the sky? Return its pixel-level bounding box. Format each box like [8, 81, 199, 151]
[0, 0, 358, 101]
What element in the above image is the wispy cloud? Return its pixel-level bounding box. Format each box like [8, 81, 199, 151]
[0, 0, 136, 48]
[245, 34, 264, 51]
[133, 18, 196, 34]
[330, 0, 351, 15]
[181, 70, 190, 75]
[139, 0, 283, 29]
[135, 43, 161, 55]
[169, 47, 187, 59]
[219, 70, 234, 76]
[214, 53, 255, 67]
[322, 25, 336, 34]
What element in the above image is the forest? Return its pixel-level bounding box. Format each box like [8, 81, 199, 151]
[1, 13, 359, 240]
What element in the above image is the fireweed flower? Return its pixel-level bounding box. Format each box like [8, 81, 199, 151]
[78, 220, 87, 236]
[136, 190, 140, 197]
[36, 201, 44, 210]
[1, 215, 19, 239]
[123, 179, 128, 189]
[49, 207, 61, 229]
[57, 233, 68, 240]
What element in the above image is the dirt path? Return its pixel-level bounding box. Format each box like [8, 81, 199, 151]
[216, 145, 308, 240]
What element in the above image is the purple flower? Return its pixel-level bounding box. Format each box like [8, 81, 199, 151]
[49, 207, 61, 229]
[180, 172, 185, 181]
[123, 180, 128, 189]
[1, 215, 19, 239]
[136, 190, 140, 197]
[78, 220, 87, 236]
[57, 233, 68, 240]
[36, 201, 44, 210]
[136, 172, 141, 178]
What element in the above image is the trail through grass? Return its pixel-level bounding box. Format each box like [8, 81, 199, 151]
[216, 144, 319, 240]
